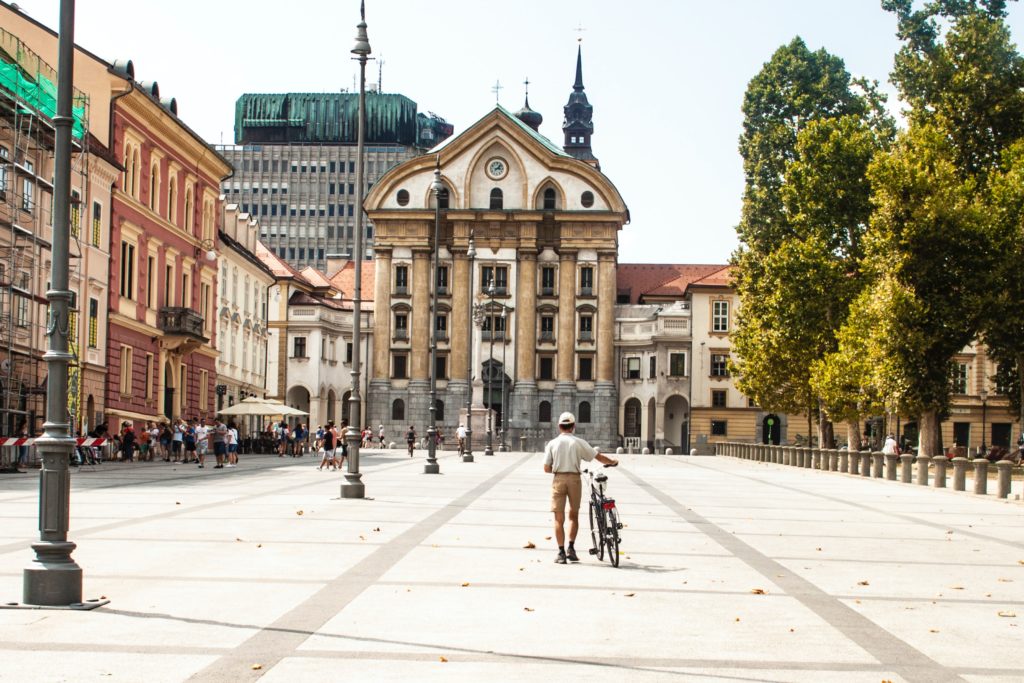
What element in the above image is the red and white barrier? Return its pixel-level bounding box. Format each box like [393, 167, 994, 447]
[0, 437, 108, 448]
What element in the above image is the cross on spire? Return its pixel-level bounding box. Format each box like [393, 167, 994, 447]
[491, 79, 503, 103]
[523, 77, 531, 98]
[574, 21, 586, 43]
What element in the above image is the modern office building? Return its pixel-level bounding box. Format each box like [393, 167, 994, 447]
[217, 92, 452, 271]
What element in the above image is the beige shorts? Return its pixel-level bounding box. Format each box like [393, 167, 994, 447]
[551, 473, 582, 514]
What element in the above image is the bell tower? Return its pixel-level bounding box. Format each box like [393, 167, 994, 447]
[562, 46, 597, 166]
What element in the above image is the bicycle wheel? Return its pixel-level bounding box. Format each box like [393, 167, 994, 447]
[589, 500, 604, 561]
[605, 507, 620, 567]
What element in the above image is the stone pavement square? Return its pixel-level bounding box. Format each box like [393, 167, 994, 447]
[0, 451, 1022, 682]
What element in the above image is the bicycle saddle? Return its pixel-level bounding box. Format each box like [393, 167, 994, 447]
[595, 473, 608, 483]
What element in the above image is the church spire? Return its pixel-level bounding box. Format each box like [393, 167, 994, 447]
[563, 45, 596, 165]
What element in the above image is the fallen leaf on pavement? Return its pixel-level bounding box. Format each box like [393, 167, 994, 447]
[373, 527, 381, 532]
[950, 586, 964, 590]
[175, 502, 181, 506]
[523, 541, 536, 549]
[997, 578, 1013, 583]
[251, 664, 262, 670]
[929, 629, 939, 633]
[624, 592, 636, 597]
[235, 538, 243, 542]
[998, 611, 1017, 618]
[256, 544, 262, 548]
[295, 510, 304, 516]
[439, 656, 448, 663]
[461, 582, 470, 587]
[857, 581, 870, 586]
[751, 588, 766, 595]
[544, 536, 551, 541]
[359, 535, 366, 541]
[816, 547, 822, 551]
[523, 607, 534, 612]
[735, 617, 741, 622]
[518, 567, 524, 571]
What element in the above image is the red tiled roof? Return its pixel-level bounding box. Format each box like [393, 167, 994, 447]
[616, 264, 728, 303]
[255, 241, 307, 282]
[328, 261, 375, 304]
[299, 266, 333, 289]
[686, 265, 733, 290]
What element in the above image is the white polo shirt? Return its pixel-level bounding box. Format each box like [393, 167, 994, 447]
[543, 432, 597, 474]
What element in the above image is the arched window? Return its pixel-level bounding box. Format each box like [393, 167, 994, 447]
[391, 398, 405, 421]
[578, 401, 591, 423]
[184, 186, 194, 233]
[434, 399, 444, 421]
[543, 187, 556, 210]
[539, 401, 551, 423]
[168, 177, 177, 225]
[489, 188, 503, 210]
[149, 162, 159, 212]
[131, 149, 140, 197]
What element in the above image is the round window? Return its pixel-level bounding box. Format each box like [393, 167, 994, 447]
[580, 191, 594, 208]
[396, 189, 410, 206]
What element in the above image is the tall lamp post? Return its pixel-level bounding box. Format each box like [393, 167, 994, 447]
[482, 285, 496, 455]
[498, 306, 509, 452]
[463, 232, 476, 462]
[23, 0, 83, 607]
[979, 388, 989, 455]
[342, 1, 370, 499]
[424, 157, 442, 474]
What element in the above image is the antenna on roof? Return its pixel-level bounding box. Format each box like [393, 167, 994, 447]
[378, 54, 384, 93]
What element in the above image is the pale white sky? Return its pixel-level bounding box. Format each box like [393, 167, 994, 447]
[20, 0, 1024, 265]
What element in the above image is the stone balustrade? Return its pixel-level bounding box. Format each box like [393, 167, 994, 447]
[713, 441, 1020, 504]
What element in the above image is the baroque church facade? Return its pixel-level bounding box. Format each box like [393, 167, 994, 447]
[364, 49, 628, 450]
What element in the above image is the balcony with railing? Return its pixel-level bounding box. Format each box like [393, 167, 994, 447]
[158, 307, 207, 353]
[538, 330, 555, 344]
[481, 330, 506, 342]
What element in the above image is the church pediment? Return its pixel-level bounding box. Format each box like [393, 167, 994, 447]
[364, 105, 627, 219]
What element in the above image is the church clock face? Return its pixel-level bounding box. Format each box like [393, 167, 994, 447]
[485, 157, 508, 180]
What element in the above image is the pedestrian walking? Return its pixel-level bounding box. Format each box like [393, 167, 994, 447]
[227, 421, 240, 467]
[195, 420, 209, 468]
[171, 419, 184, 462]
[378, 424, 385, 447]
[456, 423, 467, 455]
[406, 425, 416, 457]
[211, 418, 228, 468]
[121, 421, 137, 463]
[543, 412, 618, 564]
[15, 419, 29, 472]
[338, 420, 349, 468]
[318, 420, 338, 470]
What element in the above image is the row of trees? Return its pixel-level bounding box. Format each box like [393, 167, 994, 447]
[732, 0, 1024, 456]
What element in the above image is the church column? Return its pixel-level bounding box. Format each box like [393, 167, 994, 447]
[597, 252, 617, 382]
[450, 251, 469, 381]
[556, 250, 577, 383]
[411, 249, 431, 380]
[516, 252, 537, 381]
[372, 249, 392, 380]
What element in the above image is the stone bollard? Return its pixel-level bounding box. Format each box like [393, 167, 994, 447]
[804, 448, 814, 469]
[951, 457, 968, 491]
[872, 452, 884, 478]
[996, 460, 1013, 499]
[828, 449, 839, 472]
[781, 447, 790, 466]
[616, 447, 624, 455]
[850, 451, 861, 475]
[973, 458, 989, 495]
[839, 450, 849, 473]
[899, 454, 914, 483]
[389, 441, 396, 449]
[642, 447, 651, 455]
[862, 453, 873, 477]
[932, 456, 948, 488]
[666, 448, 674, 456]
[915, 454, 930, 486]
[812, 449, 821, 469]
[884, 453, 899, 480]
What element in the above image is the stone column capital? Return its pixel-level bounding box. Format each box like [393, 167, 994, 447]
[558, 249, 578, 262]
[598, 251, 617, 263]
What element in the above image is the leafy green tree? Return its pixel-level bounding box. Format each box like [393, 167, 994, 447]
[863, 125, 994, 455]
[733, 41, 894, 445]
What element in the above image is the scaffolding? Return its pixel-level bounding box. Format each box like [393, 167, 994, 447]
[0, 27, 89, 443]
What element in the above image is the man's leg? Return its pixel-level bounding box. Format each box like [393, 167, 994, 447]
[568, 510, 580, 545]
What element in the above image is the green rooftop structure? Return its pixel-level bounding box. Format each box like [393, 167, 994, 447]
[234, 92, 452, 148]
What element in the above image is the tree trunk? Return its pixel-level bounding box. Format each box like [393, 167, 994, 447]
[846, 420, 860, 450]
[1017, 354, 1024, 427]
[919, 409, 938, 458]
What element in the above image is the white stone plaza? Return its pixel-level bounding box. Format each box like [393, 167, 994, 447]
[1, 451, 1022, 682]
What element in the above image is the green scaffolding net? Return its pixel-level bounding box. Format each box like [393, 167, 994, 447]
[0, 61, 86, 138]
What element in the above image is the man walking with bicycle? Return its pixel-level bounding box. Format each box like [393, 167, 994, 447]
[543, 412, 618, 564]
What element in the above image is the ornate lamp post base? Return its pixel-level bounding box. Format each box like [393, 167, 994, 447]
[341, 473, 365, 499]
[23, 540, 81, 606]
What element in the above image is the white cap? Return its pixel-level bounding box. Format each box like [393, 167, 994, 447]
[558, 411, 576, 426]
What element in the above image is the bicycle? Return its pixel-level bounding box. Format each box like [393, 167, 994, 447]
[583, 466, 622, 567]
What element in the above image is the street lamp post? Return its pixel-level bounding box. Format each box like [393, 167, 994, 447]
[484, 285, 496, 456]
[498, 306, 509, 452]
[463, 232, 476, 462]
[424, 157, 442, 474]
[23, 0, 82, 607]
[980, 388, 989, 455]
[342, 1, 370, 499]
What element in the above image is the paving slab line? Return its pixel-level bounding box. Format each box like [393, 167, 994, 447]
[621, 466, 965, 683]
[188, 453, 531, 682]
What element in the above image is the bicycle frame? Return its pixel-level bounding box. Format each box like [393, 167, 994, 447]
[583, 468, 621, 566]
